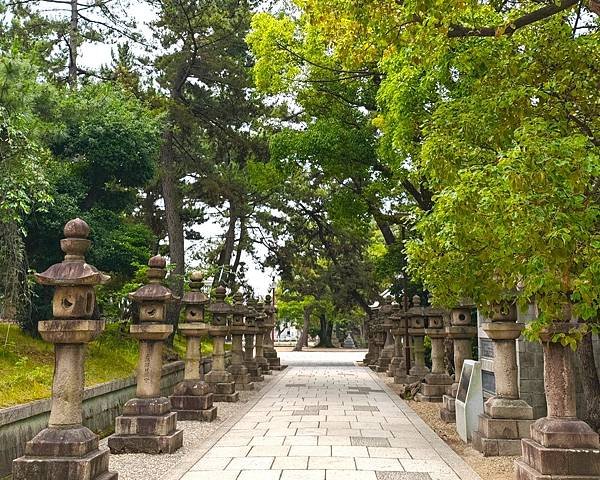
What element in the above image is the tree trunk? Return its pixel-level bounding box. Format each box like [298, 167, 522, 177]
[317, 313, 333, 348]
[577, 332, 600, 432]
[68, 0, 79, 86]
[294, 306, 312, 352]
[160, 128, 185, 346]
[214, 200, 237, 288]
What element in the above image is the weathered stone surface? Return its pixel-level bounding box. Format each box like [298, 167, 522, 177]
[23, 427, 98, 457]
[107, 429, 183, 454]
[519, 439, 600, 476]
[115, 412, 177, 436]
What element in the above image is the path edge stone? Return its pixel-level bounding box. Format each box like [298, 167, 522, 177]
[366, 368, 483, 480]
[162, 368, 291, 480]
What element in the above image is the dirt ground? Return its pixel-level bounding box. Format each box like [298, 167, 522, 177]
[385, 377, 518, 480]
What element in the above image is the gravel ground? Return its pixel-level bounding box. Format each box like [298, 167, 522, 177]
[382, 374, 517, 480]
[101, 377, 275, 480]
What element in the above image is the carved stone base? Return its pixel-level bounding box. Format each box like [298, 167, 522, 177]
[213, 392, 240, 402]
[245, 362, 264, 382]
[13, 427, 117, 480]
[417, 374, 453, 403]
[440, 395, 456, 423]
[170, 380, 217, 422]
[108, 397, 183, 454]
[472, 413, 534, 456]
[515, 439, 600, 479]
[472, 431, 523, 456]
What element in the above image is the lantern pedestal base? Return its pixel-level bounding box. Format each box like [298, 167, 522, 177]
[472, 413, 534, 456]
[386, 357, 402, 377]
[13, 426, 117, 480]
[440, 395, 456, 423]
[108, 397, 183, 454]
[245, 362, 264, 382]
[416, 373, 453, 403]
[228, 365, 255, 390]
[256, 358, 271, 374]
[170, 380, 217, 422]
[265, 350, 286, 370]
[205, 370, 239, 402]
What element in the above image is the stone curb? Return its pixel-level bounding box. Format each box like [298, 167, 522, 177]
[163, 368, 291, 480]
[367, 368, 483, 480]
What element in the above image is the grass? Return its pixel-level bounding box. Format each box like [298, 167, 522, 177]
[0, 321, 214, 408]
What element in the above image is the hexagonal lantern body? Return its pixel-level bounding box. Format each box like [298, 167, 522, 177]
[425, 307, 445, 330]
[129, 258, 173, 324]
[208, 285, 230, 327]
[450, 306, 472, 326]
[183, 272, 209, 324]
[231, 292, 247, 328]
[409, 295, 426, 330]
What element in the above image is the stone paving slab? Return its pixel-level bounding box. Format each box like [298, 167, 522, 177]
[169, 354, 482, 480]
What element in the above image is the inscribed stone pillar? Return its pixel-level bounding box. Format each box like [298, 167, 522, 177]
[263, 294, 286, 370]
[417, 307, 452, 402]
[205, 285, 239, 402]
[227, 292, 254, 390]
[407, 295, 430, 382]
[515, 304, 600, 479]
[376, 297, 395, 372]
[244, 298, 264, 382]
[169, 271, 217, 421]
[472, 301, 534, 456]
[13, 219, 117, 480]
[108, 255, 183, 454]
[368, 308, 383, 369]
[387, 302, 403, 377]
[440, 303, 476, 423]
[363, 311, 377, 365]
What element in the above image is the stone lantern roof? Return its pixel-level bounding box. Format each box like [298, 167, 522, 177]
[182, 271, 209, 305]
[35, 218, 110, 286]
[231, 292, 249, 317]
[207, 285, 231, 315]
[129, 255, 178, 303]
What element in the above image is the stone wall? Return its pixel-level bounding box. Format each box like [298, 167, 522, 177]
[0, 357, 217, 478]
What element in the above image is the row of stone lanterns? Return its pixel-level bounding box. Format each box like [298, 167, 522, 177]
[12, 219, 285, 479]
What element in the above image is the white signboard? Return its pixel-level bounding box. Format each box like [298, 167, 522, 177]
[455, 360, 483, 443]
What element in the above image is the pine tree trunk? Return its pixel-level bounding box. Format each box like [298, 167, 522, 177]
[160, 128, 185, 346]
[68, 0, 79, 86]
[317, 313, 333, 348]
[577, 332, 600, 432]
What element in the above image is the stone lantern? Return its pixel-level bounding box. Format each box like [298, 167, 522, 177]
[227, 292, 254, 390]
[263, 294, 286, 370]
[363, 310, 377, 365]
[108, 255, 183, 454]
[417, 306, 452, 402]
[440, 303, 477, 423]
[13, 218, 117, 480]
[472, 300, 533, 455]
[254, 300, 271, 375]
[244, 298, 264, 382]
[407, 295, 430, 382]
[387, 302, 403, 377]
[169, 271, 217, 421]
[515, 304, 600, 479]
[376, 297, 395, 372]
[205, 285, 239, 402]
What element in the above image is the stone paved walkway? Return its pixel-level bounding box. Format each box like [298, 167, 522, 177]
[172, 355, 481, 480]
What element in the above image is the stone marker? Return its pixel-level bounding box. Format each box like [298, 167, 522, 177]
[417, 306, 452, 402]
[515, 304, 600, 480]
[244, 298, 264, 382]
[205, 285, 239, 402]
[108, 255, 183, 454]
[440, 303, 476, 423]
[343, 332, 356, 348]
[169, 271, 217, 421]
[254, 300, 271, 375]
[227, 292, 254, 390]
[472, 301, 534, 456]
[376, 297, 395, 372]
[13, 218, 117, 480]
[387, 302, 403, 377]
[263, 294, 286, 370]
[455, 360, 484, 443]
[363, 311, 377, 365]
[367, 307, 383, 369]
[407, 295, 430, 382]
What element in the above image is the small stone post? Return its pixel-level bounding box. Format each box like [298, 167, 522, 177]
[254, 300, 271, 375]
[227, 292, 254, 390]
[205, 285, 239, 402]
[387, 302, 403, 377]
[169, 271, 217, 421]
[263, 294, 286, 370]
[440, 304, 476, 423]
[376, 297, 395, 372]
[417, 307, 452, 402]
[407, 295, 430, 382]
[515, 305, 600, 479]
[244, 298, 264, 382]
[108, 255, 183, 454]
[472, 301, 533, 455]
[13, 219, 117, 480]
